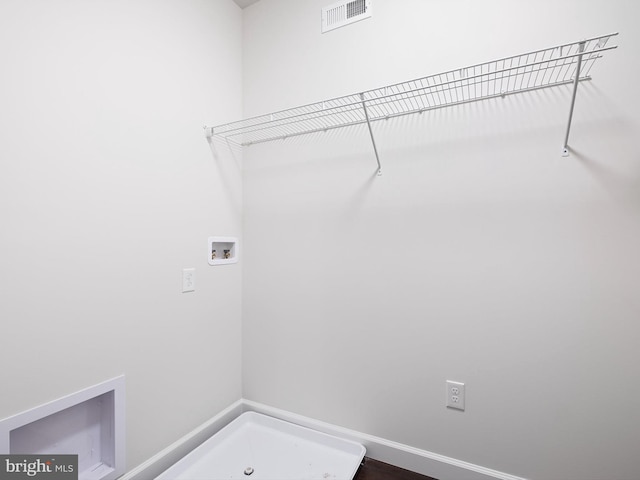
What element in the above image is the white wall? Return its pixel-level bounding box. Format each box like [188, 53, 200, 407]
[3, 1, 639, 477]
[241, 1, 640, 479]
[0, 0, 243, 470]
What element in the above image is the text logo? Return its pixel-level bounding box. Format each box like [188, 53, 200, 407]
[0, 456, 77, 480]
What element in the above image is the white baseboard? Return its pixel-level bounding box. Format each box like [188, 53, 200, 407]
[241, 400, 527, 480]
[122, 398, 527, 480]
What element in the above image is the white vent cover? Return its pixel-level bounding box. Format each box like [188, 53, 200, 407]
[322, 0, 371, 33]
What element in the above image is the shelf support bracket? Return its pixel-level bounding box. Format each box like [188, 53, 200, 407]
[360, 93, 382, 176]
[562, 40, 586, 157]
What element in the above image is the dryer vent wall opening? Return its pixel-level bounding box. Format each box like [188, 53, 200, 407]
[322, 0, 372, 33]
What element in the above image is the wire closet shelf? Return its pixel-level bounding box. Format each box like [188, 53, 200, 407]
[206, 33, 618, 170]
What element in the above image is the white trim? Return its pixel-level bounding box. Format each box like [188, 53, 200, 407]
[119, 399, 242, 480]
[122, 398, 527, 480]
[241, 400, 527, 480]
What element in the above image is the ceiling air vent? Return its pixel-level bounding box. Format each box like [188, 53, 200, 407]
[322, 0, 372, 33]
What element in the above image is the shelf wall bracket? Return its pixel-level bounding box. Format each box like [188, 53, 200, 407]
[360, 93, 383, 176]
[561, 40, 586, 157]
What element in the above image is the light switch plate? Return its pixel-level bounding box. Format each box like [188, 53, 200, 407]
[182, 268, 195, 293]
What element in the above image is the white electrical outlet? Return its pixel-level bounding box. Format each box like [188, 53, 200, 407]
[182, 268, 195, 293]
[446, 380, 465, 411]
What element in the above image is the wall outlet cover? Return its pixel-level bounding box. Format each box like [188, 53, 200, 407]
[446, 380, 465, 411]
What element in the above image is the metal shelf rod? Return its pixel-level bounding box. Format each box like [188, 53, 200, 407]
[362, 49, 613, 103]
[207, 34, 618, 164]
[217, 47, 613, 140]
[236, 76, 590, 147]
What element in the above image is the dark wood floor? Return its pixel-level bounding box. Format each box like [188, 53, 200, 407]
[354, 458, 438, 480]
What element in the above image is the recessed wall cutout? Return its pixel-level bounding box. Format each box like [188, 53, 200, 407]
[208, 236, 239, 266]
[0, 376, 125, 480]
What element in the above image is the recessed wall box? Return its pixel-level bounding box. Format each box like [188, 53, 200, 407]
[208, 236, 239, 265]
[0, 376, 125, 480]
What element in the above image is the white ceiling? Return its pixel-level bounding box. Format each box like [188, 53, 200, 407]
[233, 0, 261, 8]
